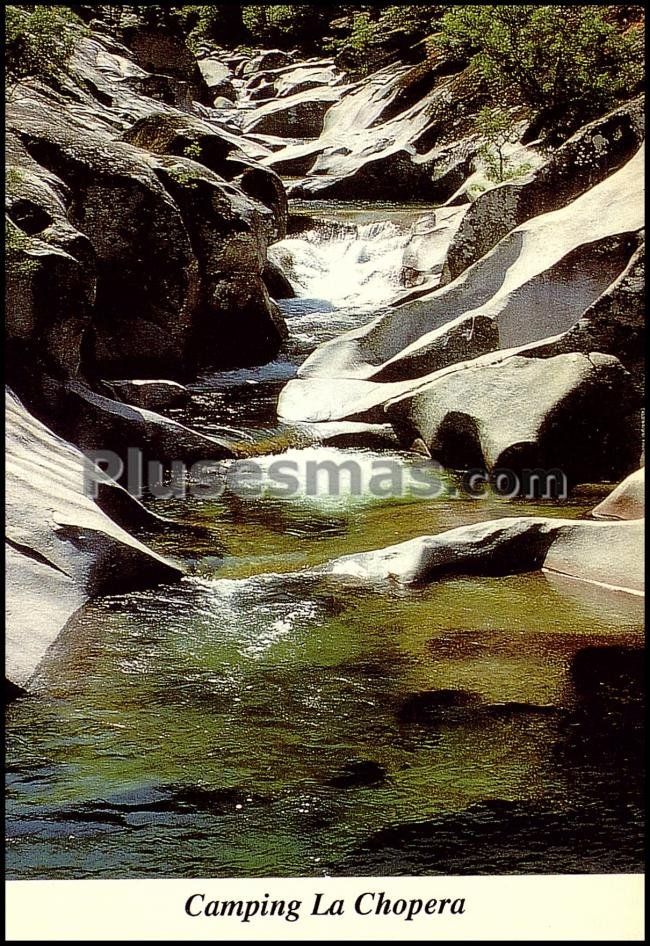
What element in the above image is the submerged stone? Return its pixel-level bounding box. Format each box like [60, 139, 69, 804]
[327, 759, 388, 789]
[397, 689, 483, 725]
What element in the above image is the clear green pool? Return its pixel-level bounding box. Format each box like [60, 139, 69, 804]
[5, 204, 644, 879]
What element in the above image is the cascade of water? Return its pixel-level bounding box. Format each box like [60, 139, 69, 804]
[269, 219, 410, 308]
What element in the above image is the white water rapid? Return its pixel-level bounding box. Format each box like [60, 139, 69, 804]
[269, 218, 411, 309]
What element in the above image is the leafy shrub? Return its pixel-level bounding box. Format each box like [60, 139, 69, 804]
[5, 5, 81, 84]
[182, 5, 248, 48]
[337, 11, 378, 72]
[328, 6, 445, 74]
[436, 5, 644, 139]
[182, 142, 203, 162]
[475, 106, 520, 182]
[241, 5, 329, 52]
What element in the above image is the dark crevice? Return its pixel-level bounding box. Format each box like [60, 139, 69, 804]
[5, 538, 70, 577]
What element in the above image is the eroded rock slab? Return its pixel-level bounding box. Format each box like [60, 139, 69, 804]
[591, 468, 645, 521]
[322, 515, 643, 594]
[5, 389, 182, 690]
[442, 97, 645, 283]
[385, 352, 641, 484]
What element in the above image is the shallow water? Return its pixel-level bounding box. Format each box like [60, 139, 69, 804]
[5, 202, 644, 879]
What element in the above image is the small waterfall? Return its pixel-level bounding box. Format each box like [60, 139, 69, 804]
[269, 219, 410, 309]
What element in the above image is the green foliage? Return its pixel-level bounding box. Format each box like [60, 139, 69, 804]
[181, 5, 247, 48]
[5, 167, 26, 194]
[436, 5, 644, 137]
[342, 11, 378, 69]
[166, 161, 202, 189]
[5, 5, 80, 84]
[5, 217, 40, 276]
[475, 106, 520, 182]
[329, 6, 444, 74]
[182, 142, 202, 161]
[241, 5, 329, 52]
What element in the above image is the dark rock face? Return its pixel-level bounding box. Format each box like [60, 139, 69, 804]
[5, 137, 97, 382]
[122, 24, 212, 105]
[387, 352, 642, 485]
[235, 166, 288, 243]
[555, 645, 644, 805]
[544, 241, 645, 393]
[242, 86, 342, 138]
[5, 26, 292, 396]
[263, 259, 295, 299]
[243, 50, 295, 75]
[397, 689, 483, 725]
[5, 216, 95, 380]
[122, 112, 288, 243]
[106, 379, 190, 411]
[288, 148, 448, 202]
[5, 680, 27, 704]
[7, 94, 286, 382]
[59, 380, 238, 464]
[9, 99, 284, 377]
[442, 97, 645, 283]
[5, 27, 294, 691]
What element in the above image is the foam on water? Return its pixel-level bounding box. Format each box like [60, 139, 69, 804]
[269, 219, 410, 309]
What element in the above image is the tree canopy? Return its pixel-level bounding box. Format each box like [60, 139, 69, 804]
[5, 4, 644, 139]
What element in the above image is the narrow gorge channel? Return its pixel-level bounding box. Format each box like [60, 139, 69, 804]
[5, 6, 645, 895]
[6, 203, 644, 879]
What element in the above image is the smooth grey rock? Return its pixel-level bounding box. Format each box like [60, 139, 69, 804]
[591, 468, 644, 521]
[442, 97, 645, 283]
[294, 421, 400, 450]
[243, 50, 294, 76]
[278, 147, 644, 431]
[267, 62, 485, 201]
[541, 241, 645, 391]
[197, 57, 232, 89]
[386, 352, 641, 484]
[400, 208, 467, 288]
[322, 514, 643, 595]
[5, 389, 182, 689]
[372, 312, 499, 383]
[242, 85, 343, 138]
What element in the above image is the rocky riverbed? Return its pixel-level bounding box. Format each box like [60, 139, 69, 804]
[5, 17, 645, 877]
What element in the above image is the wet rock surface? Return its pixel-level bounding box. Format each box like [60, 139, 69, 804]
[324, 516, 644, 594]
[327, 759, 388, 789]
[5, 390, 182, 690]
